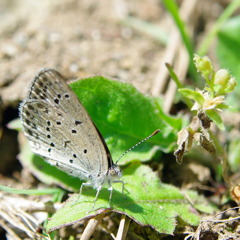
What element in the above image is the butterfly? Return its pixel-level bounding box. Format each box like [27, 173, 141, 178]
[20, 68, 123, 208]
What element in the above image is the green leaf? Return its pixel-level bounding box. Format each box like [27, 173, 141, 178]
[163, 0, 193, 58]
[122, 16, 168, 45]
[7, 118, 22, 131]
[154, 97, 184, 130]
[217, 15, 240, 110]
[166, 63, 183, 89]
[205, 109, 225, 130]
[228, 138, 240, 172]
[217, 16, 240, 80]
[70, 76, 180, 163]
[178, 88, 204, 105]
[198, 0, 240, 56]
[0, 184, 62, 196]
[46, 163, 213, 234]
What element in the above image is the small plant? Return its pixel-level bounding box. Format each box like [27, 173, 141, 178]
[175, 55, 237, 164]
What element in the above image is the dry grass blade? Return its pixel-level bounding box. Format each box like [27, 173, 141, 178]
[80, 217, 102, 240]
[0, 192, 51, 239]
[115, 215, 131, 240]
[152, 0, 198, 113]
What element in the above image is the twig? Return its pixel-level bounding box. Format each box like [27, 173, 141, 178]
[80, 216, 104, 240]
[115, 215, 131, 240]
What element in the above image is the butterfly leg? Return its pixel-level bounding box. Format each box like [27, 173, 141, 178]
[113, 180, 125, 195]
[107, 180, 125, 207]
[78, 183, 102, 212]
[75, 182, 93, 203]
[107, 184, 113, 208]
[79, 182, 92, 196]
[91, 185, 102, 211]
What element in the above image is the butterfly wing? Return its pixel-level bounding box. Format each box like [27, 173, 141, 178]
[20, 69, 112, 186]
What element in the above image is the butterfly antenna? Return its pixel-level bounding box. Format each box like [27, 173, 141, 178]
[116, 129, 160, 164]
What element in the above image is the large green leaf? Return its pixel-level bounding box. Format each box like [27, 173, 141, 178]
[46, 163, 214, 234]
[69, 76, 180, 164]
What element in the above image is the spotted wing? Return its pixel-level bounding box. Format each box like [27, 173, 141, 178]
[20, 68, 112, 183]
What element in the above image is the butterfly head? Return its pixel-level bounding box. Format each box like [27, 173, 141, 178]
[108, 164, 122, 179]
